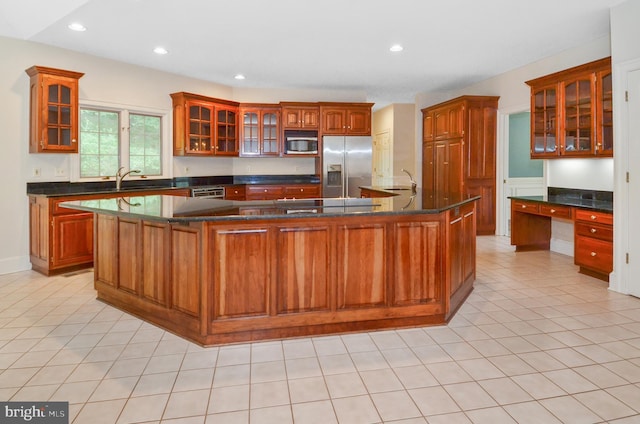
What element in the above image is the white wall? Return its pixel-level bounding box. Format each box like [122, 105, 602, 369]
[0, 36, 366, 275]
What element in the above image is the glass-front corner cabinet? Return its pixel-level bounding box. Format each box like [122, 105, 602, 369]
[25, 66, 84, 153]
[240, 106, 280, 157]
[526, 57, 612, 159]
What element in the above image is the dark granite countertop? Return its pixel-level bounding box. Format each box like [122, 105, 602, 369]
[26, 175, 320, 197]
[60, 190, 480, 223]
[509, 187, 613, 213]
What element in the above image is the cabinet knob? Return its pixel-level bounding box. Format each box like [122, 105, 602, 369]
[72, 139, 77, 143]
[521, 205, 526, 209]
[264, 189, 268, 192]
[590, 228, 597, 233]
[550, 209, 556, 213]
[300, 188, 304, 192]
[591, 252, 597, 257]
[590, 215, 597, 220]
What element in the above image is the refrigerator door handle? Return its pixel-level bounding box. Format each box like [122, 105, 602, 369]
[343, 150, 348, 198]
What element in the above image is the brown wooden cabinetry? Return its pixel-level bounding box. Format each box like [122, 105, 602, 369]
[280, 103, 319, 130]
[319, 103, 373, 136]
[245, 184, 321, 200]
[526, 57, 612, 158]
[511, 198, 612, 281]
[29, 188, 189, 276]
[574, 209, 613, 279]
[421, 96, 499, 235]
[25, 66, 84, 153]
[224, 185, 246, 200]
[171, 92, 239, 156]
[240, 105, 280, 156]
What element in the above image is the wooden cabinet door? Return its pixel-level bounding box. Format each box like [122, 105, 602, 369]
[393, 221, 442, 306]
[336, 223, 386, 308]
[346, 108, 371, 135]
[447, 138, 464, 199]
[562, 74, 596, 156]
[596, 70, 613, 156]
[321, 108, 347, 135]
[240, 109, 260, 156]
[26, 67, 84, 153]
[212, 227, 270, 319]
[51, 212, 93, 268]
[276, 225, 331, 313]
[215, 106, 238, 156]
[447, 103, 464, 138]
[185, 100, 215, 155]
[530, 84, 560, 158]
[301, 108, 319, 129]
[449, 203, 475, 296]
[240, 108, 280, 156]
[434, 108, 449, 140]
[423, 112, 434, 142]
[422, 142, 435, 200]
[282, 107, 319, 129]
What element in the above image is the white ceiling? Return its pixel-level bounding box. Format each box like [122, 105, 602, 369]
[0, 0, 624, 107]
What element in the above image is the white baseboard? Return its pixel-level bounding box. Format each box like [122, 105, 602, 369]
[0, 255, 32, 276]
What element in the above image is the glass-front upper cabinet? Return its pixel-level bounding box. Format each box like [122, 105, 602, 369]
[26, 66, 84, 153]
[596, 70, 613, 156]
[562, 76, 595, 156]
[187, 101, 214, 154]
[531, 85, 558, 157]
[526, 57, 612, 159]
[240, 107, 280, 157]
[215, 107, 238, 156]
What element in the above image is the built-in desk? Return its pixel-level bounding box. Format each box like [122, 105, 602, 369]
[510, 188, 613, 281]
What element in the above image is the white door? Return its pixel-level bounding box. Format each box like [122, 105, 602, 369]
[627, 69, 640, 297]
[372, 131, 391, 186]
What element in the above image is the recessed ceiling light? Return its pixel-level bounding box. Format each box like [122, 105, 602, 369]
[68, 23, 86, 32]
[389, 44, 404, 52]
[153, 46, 168, 55]
[234, 74, 246, 80]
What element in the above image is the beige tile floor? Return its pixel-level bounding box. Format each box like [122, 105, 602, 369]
[1, 236, 640, 423]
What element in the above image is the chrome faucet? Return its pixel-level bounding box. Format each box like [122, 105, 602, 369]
[115, 167, 141, 191]
[401, 168, 417, 193]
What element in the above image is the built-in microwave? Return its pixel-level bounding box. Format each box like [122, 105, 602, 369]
[284, 131, 318, 155]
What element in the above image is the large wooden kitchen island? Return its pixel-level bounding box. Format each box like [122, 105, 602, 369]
[62, 190, 478, 346]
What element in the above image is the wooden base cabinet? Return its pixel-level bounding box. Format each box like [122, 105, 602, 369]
[422, 96, 498, 235]
[574, 209, 613, 280]
[29, 189, 189, 276]
[89, 201, 477, 345]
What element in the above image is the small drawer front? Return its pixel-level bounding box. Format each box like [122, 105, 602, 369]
[284, 185, 321, 198]
[540, 204, 572, 219]
[52, 196, 93, 215]
[246, 185, 285, 200]
[575, 222, 613, 242]
[575, 236, 613, 274]
[575, 209, 613, 225]
[225, 185, 246, 200]
[512, 200, 539, 214]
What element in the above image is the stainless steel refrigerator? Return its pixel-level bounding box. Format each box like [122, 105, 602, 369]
[322, 136, 372, 198]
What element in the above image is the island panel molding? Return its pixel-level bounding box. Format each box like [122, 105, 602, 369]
[63, 194, 478, 345]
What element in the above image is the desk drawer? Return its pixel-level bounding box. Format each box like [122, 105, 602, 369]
[575, 222, 613, 242]
[575, 209, 613, 225]
[540, 204, 572, 219]
[512, 200, 539, 213]
[575, 235, 613, 274]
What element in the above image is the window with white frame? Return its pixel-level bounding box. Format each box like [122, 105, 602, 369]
[77, 105, 166, 179]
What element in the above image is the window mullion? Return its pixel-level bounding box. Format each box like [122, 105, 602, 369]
[120, 110, 130, 170]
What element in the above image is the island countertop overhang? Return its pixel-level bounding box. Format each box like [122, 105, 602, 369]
[60, 191, 481, 223]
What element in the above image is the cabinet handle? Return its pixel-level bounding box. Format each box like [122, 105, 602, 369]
[591, 252, 597, 257]
[590, 215, 597, 220]
[590, 228, 597, 233]
[550, 209, 556, 213]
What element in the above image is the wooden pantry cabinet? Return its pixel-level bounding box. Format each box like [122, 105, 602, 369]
[319, 103, 373, 136]
[29, 188, 189, 276]
[422, 96, 499, 235]
[171, 92, 239, 156]
[25, 66, 84, 153]
[526, 57, 612, 158]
